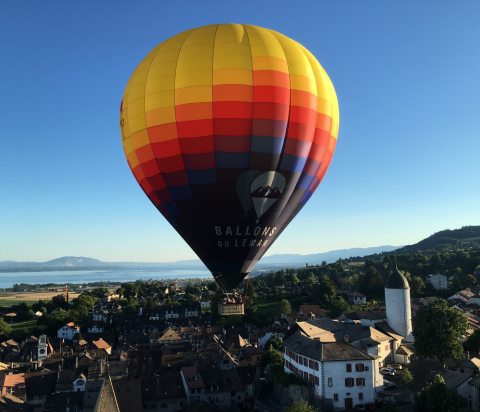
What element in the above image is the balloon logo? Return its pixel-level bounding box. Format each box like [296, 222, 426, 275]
[120, 24, 339, 292]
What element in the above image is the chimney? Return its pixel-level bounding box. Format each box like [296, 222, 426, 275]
[100, 360, 103, 375]
[466, 351, 470, 360]
[76, 356, 79, 368]
[344, 335, 349, 344]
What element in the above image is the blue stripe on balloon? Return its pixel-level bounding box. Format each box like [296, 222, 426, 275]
[216, 152, 250, 168]
[297, 173, 315, 191]
[163, 201, 180, 215]
[301, 190, 313, 205]
[280, 154, 307, 173]
[168, 185, 193, 201]
[187, 168, 217, 185]
[251, 136, 284, 154]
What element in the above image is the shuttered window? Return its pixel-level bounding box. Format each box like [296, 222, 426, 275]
[346, 364, 352, 372]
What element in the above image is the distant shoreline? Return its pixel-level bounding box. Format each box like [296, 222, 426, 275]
[0, 266, 127, 273]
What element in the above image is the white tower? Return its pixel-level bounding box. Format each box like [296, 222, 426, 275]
[385, 269, 414, 342]
[38, 334, 47, 360]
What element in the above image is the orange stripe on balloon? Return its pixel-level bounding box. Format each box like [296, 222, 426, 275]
[135, 145, 155, 164]
[175, 102, 213, 122]
[253, 70, 289, 87]
[147, 123, 179, 143]
[213, 84, 252, 102]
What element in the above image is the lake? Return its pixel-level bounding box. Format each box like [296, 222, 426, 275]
[0, 268, 212, 288]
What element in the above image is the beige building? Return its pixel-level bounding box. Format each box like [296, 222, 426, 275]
[428, 274, 447, 290]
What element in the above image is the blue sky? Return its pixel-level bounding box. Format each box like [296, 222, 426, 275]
[1, 1, 479, 262]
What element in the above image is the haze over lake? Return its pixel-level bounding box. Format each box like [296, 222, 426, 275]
[0, 268, 211, 289]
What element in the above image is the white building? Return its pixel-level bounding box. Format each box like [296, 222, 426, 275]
[57, 322, 80, 340]
[283, 333, 382, 410]
[428, 274, 447, 290]
[200, 299, 211, 308]
[385, 269, 414, 342]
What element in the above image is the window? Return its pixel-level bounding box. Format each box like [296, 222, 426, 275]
[309, 360, 313, 368]
[333, 394, 338, 402]
[385, 345, 388, 351]
[359, 393, 364, 401]
[151, 404, 157, 409]
[299, 356, 303, 364]
[328, 377, 332, 387]
[378, 346, 382, 353]
[190, 397, 194, 403]
[356, 378, 365, 386]
[315, 376, 319, 386]
[314, 362, 319, 371]
[346, 364, 352, 373]
[355, 363, 364, 372]
[196, 397, 200, 402]
[161, 404, 166, 408]
[304, 358, 308, 366]
[345, 378, 354, 387]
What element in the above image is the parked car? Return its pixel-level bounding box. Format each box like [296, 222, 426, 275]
[380, 367, 396, 375]
[365, 403, 377, 411]
[355, 405, 366, 411]
[384, 380, 396, 390]
[389, 363, 403, 370]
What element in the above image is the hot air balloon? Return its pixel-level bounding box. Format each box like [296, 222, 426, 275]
[120, 24, 339, 314]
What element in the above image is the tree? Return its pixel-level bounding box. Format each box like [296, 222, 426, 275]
[276, 299, 292, 315]
[414, 374, 468, 412]
[0, 317, 12, 339]
[276, 270, 286, 285]
[412, 299, 468, 363]
[258, 348, 284, 370]
[410, 277, 424, 296]
[464, 328, 480, 352]
[328, 297, 350, 318]
[208, 282, 219, 292]
[402, 368, 414, 389]
[264, 334, 283, 351]
[282, 400, 318, 412]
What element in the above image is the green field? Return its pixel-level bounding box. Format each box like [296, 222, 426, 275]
[0, 299, 36, 307]
[8, 320, 39, 340]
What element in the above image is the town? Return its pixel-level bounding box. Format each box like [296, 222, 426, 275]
[0, 232, 479, 412]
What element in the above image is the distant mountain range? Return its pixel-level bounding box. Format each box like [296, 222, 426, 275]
[0, 246, 399, 271]
[2, 225, 478, 272]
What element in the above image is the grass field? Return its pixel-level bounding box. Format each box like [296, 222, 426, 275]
[0, 292, 80, 307]
[7, 320, 40, 340]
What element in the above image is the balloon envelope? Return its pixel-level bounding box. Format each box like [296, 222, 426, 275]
[120, 24, 339, 291]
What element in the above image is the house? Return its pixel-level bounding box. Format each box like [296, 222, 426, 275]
[181, 366, 206, 404]
[0, 373, 26, 402]
[140, 373, 186, 411]
[57, 323, 79, 340]
[87, 320, 106, 333]
[200, 368, 245, 411]
[89, 338, 112, 358]
[427, 274, 447, 290]
[347, 291, 367, 305]
[299, 305, 325, 319]
[24, 370, 57, 410]
[200, 299, 211, 308]
[112, 379, 143, 412]
[282, 332, 382, 410]
[442, 371, 477, 411]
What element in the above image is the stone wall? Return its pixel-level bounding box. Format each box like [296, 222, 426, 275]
[272, 382, 323, 409]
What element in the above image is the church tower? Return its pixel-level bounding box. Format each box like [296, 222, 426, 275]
[38, 334, 48, 360]
[385, 268, 414, 342]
